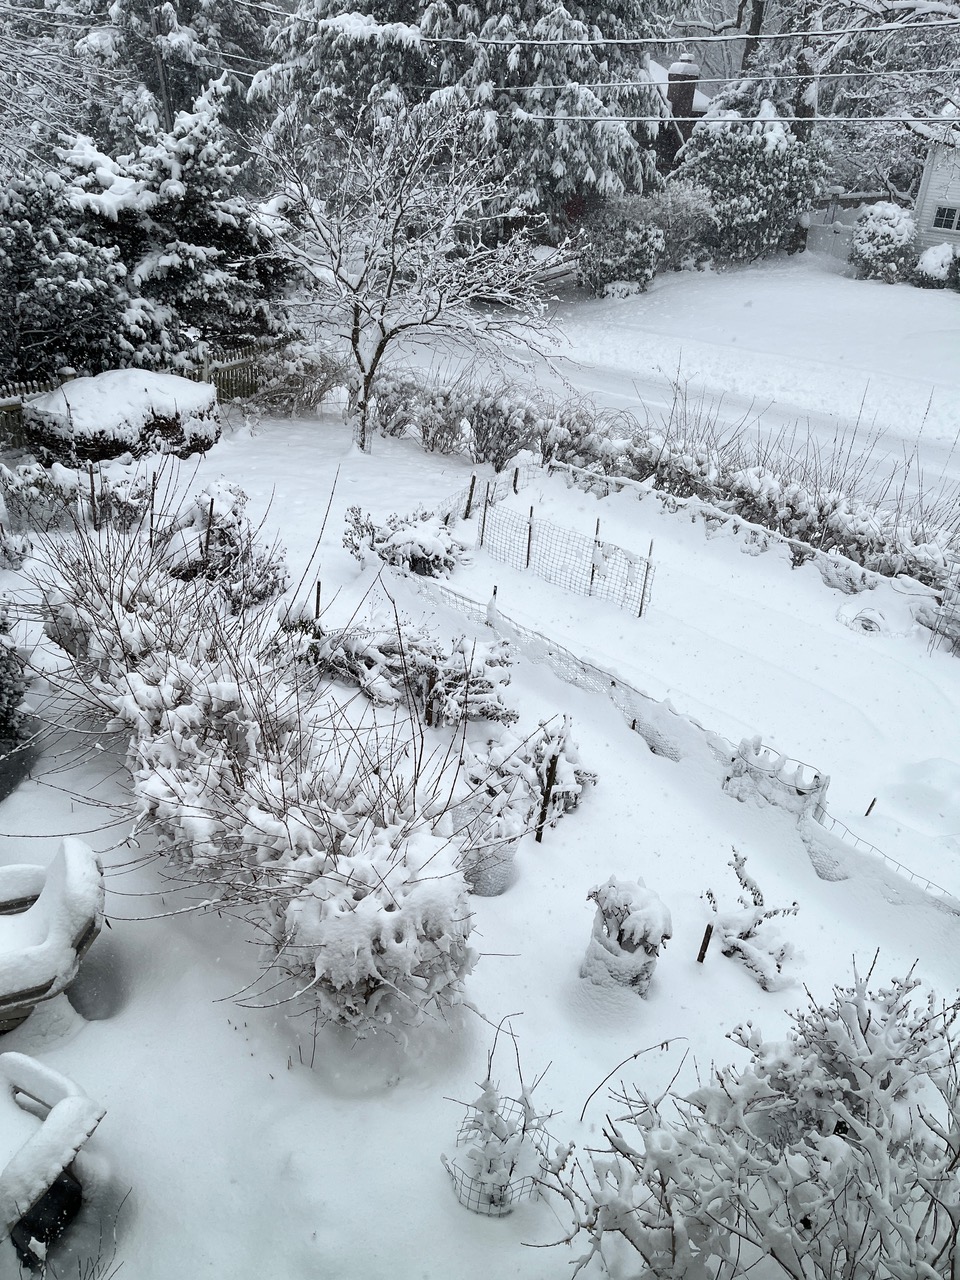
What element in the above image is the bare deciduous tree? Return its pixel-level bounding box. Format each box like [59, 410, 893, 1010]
[259, 102, 568, 450]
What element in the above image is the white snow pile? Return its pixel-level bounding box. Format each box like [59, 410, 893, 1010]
[0, 1052, 104, 1236]
[23, 370, 220, 463]
[0, 840, 104, 1025]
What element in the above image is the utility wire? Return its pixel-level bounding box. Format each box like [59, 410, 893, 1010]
[416, 17, 960, 46]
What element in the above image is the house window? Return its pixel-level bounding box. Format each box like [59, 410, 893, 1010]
[933, 206, 959, 230]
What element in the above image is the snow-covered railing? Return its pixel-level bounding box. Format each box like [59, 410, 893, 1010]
[404, 574, 960, 913]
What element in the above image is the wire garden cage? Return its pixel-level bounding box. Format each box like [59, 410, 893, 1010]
[442, 1096, 550, 1217]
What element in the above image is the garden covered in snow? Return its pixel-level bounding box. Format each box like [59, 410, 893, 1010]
[0, 255, 958, 1279]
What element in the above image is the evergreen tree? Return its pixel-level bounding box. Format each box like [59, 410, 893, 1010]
[0, 172, 134, 379]
[68, 0, 268, 147]
[60, 78, 282, 365]
[424, 0, 668, 229]
[675, 71, 830, 262]
[256, 0, 672, 232]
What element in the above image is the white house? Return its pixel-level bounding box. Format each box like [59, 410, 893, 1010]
[914, 133, 960, 251]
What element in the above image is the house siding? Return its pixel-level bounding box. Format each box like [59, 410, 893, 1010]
[915, 142, 960, 251]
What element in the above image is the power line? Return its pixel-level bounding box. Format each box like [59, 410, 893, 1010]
[415, 17, 960, 47]
[414, 66, 960, 93]
[485, 112, 960, 123]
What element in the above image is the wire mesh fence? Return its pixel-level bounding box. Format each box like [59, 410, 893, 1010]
[403, 573, 960, 912]
[479, 501, 654, 617]
[929, 552, 960, 655]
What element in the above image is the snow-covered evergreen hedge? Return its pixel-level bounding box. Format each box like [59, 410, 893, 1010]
[850, 202, 917, 283]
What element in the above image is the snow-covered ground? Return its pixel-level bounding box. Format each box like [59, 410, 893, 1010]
[2, 256, 960, 1279]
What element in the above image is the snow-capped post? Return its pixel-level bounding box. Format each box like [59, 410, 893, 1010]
[638, 539, 654, 617]
[696, 922, 713, 963]
[580, 876, 672, 995]
[479, 483, 491, 547]
[525, 507, 534, 569]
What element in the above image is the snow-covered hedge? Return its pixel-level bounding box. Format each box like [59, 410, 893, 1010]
[850, 202, 917, 283]
[22, 370, 221, 465]
[912, 242, 958, 289]
[577, 199, 665, 297]
[381, 377, 955, 590]
[372, 375, 542, 471]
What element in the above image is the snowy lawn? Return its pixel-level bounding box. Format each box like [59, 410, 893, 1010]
[508, 254, 960, 497]
[1, 259, 959, 1278]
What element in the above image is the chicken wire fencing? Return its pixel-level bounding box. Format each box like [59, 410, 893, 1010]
[401, 574, 960, 912]
[431, 466, 655, 619]
[929, 551, 960, 655]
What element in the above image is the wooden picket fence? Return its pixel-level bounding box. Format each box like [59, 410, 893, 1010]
[0, 344, 267, 448]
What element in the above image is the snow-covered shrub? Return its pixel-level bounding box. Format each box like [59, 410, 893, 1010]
[676, 100, 828, 263]
[244, 342, 347, 416]
[292, 617, 519, 727]
[578, 199, 666, 296]
[0, 463, 80, 533]
[343, 506, 470, 577]
[158, 481, 289, 613]
[40, 526, 478, 1036]
[0, 529, 30, 570]
[912, 241, 957, 288]
[429, 639, 518, 727]
[580, 876, 672, 995]
[703, 849, 798, 991]
[850, 202, 917, 282]
[549, 964, 960, 1280]
[0, 604, 26, 743]
[372, 375, 542, 471]
[443, 1034, 551, 1216]
[21, 370, 221, 465]
[635, 182, 716, 271]
[723, 735, 828, 816]
[276, 822, 475, 1035]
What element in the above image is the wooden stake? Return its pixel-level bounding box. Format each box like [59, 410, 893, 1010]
[464, 474, 477, 521]
[513, 467, 520, 495]
[314, 581, 321, 619]
[479, 483, 491, 546]
[589, 518, 601, 595]
[525, 506, 534, 569]
[535, 747, 561, 844]
[865, 797, 876, 817]
[696, 923, 714, 964]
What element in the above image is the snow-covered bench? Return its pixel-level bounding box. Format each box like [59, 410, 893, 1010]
[0, 839, 105, 1033]
[0, 1051, 105, 1267]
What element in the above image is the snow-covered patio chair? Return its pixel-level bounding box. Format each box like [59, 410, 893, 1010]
[0, 1051, 105, 1267]
[0, 838, 105, 1033]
